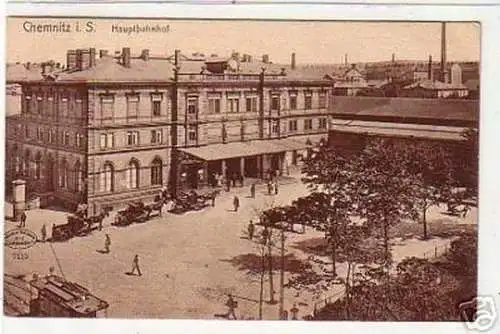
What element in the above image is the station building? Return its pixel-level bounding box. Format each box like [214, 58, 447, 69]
[6, 48, 332, 213]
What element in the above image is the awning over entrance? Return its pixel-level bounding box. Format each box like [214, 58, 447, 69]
[178, 138, 306, 162]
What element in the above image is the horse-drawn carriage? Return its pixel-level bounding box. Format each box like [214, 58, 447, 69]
[112, 202, 150, 227]
[168, 190, 219, 214]
[51, 210, 109, 242]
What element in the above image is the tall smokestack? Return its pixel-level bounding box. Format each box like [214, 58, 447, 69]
[174, 49, 181, 67]
[428, 55, 433, 80]
[392, 53, 395, 63]
[441, 22, 447, 82]
[344, 53, 348, 66]
[291, 53, 296, 70]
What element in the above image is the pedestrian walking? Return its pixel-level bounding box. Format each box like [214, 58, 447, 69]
[248, 220, 255, 240]
[211, 193, 216, 207]
[104, 234, 111, 253]
[274, 181, 279, 195]
[131, 254, 142, 276]
[261, 226, 270, 245]
[40, 224, 47, 242]
[224, 294, 238, 320]
[225, 178, 230, 192]
[267, 181, 272, 195]
[19, 211, 27, 228]
[250, 183, 256, 198]
[233, 196, 240, 212]
[98, 214, 104, 231]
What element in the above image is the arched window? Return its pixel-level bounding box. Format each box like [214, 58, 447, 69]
[34, 152, 42, 180]
[75, 161, 83, 192]
[126, 159, 139, 189]
[100, 163, 114, 192]
[59, 160, 69, 188]
[151, 157, 163, 186]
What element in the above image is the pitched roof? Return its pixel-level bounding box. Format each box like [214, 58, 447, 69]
[329, 96, 479, 124]
[6, 64, 44, 83]
[56, 56, 175, 83]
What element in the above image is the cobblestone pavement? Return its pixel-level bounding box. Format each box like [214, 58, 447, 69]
[4, 173, 477, 320]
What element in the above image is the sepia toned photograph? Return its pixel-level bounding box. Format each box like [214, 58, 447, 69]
[4, 17, 481, 323]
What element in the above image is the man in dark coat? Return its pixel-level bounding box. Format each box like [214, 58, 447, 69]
[233, 196, 240, 212]
[19, 211, 27, 228]
[225, 294, 238, 320]
[131, 254, 142, 276]
[250, 183, 256, 198]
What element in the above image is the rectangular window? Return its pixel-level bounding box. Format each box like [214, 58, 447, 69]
[227, 94, 240, 113]
[208, 94, 221, 114]
[151, 93, 163, 116]
[74, 98, 83, 118]
[188, 125, 197, 141]
[100, 95, 114, 120]
[288, 120, 298, 132]
[245, 96, 258, 112]
[24, 95, 32, 114]
[100, 133, 114, 150]
[318, 92, 327, 108]
[36, 127, 43, 141]
[63, 131, 70, 146]
[289, 92, 297, 110]
[60, 95, 69, 118]
[272, 121, 279, 134]
[151, 129, 163, 144]
[304, 92, 313, 109]
[48, 130, 55, 144]
[304, 119, 313, 131]
[127, 131, 139, 146]
[36, 95, 43, 114]
[187, 96, 198, 115]
[47, 97, 54, 117]
[127, 94, 139, 120]
[76, 133, 85, 148]
[271, 95, 280, 111]
[318, 118, 328, 129]
[25, 126, 30, 138]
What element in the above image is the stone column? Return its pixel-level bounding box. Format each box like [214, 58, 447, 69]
[221, 160, 227, 180]
[12, 179, 26, 221]
[240, 157, 245, 178]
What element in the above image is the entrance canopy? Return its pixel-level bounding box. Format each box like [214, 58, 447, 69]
[178, 137, 318, 162]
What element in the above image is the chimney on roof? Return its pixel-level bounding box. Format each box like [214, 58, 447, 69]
[99, 49, 109, 58]
[281, 67, 287, 75]
[26, 62, 31, 70]
[122, 47, 131, 68]
[90, 48, 96, 68]
[141, 49, 150, 61]
[42, 63, 48, 76]
[291, 53, 296, 70]
[262, 54, 269, 64]
[66, 50, 77, 71]
[428, 55, 433, 80]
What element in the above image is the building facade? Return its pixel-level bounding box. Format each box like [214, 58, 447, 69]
[6, 47, 332, 213]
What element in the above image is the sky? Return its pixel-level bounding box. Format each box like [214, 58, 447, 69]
[7, 18, 480, 65]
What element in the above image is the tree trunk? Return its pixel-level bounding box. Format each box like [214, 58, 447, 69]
[345, 261, 352, 319]
[383, 218, 389, 276]
[330, 224, 337, 277]
[267, 231, 276, 304]
[279, 229, 285, 319]
[422, 205, 428, 240]
[259, 247, 265, 320]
